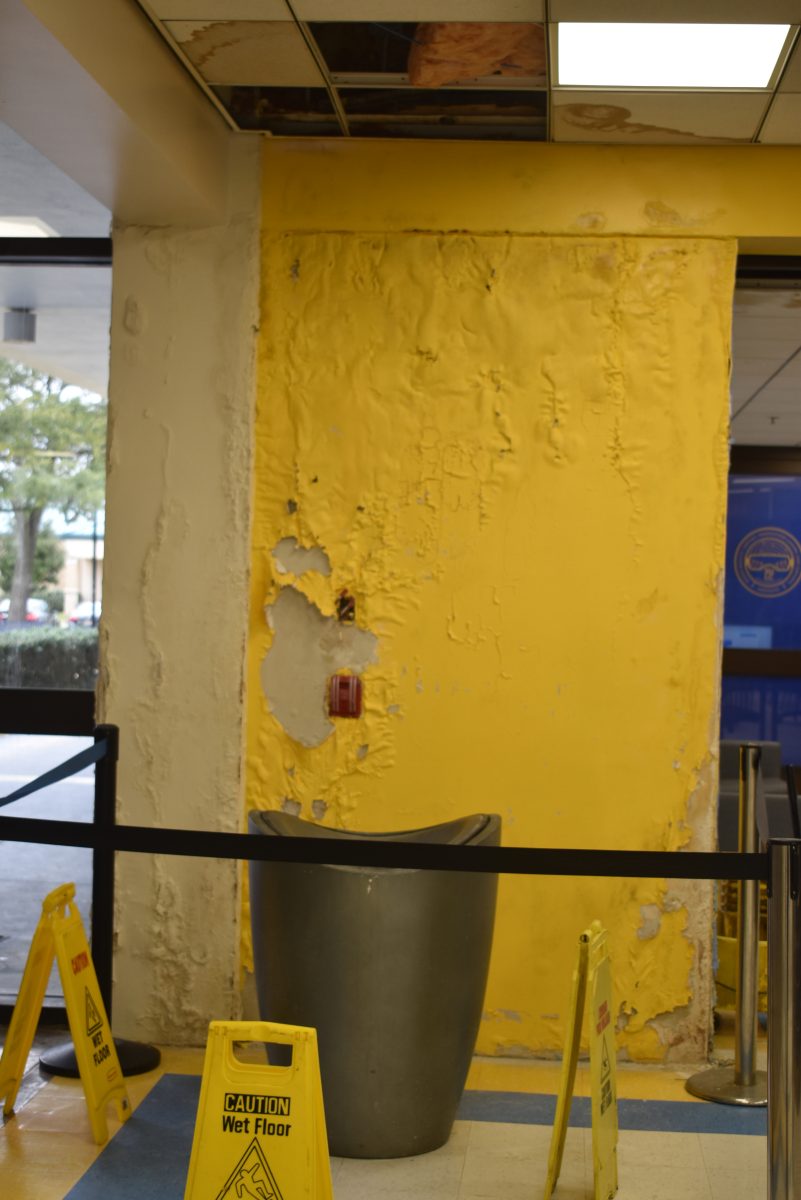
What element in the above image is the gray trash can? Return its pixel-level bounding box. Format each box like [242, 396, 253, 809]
[248, 810, 500, 1158]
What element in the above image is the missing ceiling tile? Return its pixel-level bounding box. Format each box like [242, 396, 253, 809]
[309, 22, 417, 75]
[408, 23, 547, 88]
[212, 86, 341, 134]
[340, 88, 547, 141]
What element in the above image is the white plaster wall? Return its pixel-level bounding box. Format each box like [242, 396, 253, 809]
[98, 139, 260, 1043]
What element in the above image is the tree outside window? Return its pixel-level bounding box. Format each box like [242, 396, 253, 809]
[0, 357, 106, 622]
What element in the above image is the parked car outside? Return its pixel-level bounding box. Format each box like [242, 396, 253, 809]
[0, 597, 52, 625]
[68, 600, 101, 627]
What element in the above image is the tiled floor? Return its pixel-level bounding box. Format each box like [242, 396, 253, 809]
[0, 1017, 769, 1200]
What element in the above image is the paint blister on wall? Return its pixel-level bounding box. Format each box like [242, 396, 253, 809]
[329, 674, 362, 718]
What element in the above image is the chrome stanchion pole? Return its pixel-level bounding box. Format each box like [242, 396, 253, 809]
[686, 744, 767, 1105]
[737, 744, 762, 1089]
[767, 839, 801, 1200]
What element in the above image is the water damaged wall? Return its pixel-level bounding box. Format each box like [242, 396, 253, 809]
[101, 140, 261, 1044]
[247, 227, 735, 1061]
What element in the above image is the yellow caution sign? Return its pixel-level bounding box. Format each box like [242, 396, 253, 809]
[184, 1021, 333, 1200]
[0, 883, 131, 1144]
[544, 921, 618, 1200]
[588, 925, 618, 1200]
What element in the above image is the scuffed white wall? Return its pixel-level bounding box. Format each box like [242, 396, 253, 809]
[99, 139, 260, 1043]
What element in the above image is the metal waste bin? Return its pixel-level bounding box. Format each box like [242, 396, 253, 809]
[248, 810, 500, 1158]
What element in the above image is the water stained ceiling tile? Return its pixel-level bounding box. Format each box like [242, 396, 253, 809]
[294, 1, 545, 19]
[149, 1, 292, 16]
[760, 95, 801, 142]
[551, 91, 768, 143]
[551, 0, 801, 19]
[164, 20, 323, 86]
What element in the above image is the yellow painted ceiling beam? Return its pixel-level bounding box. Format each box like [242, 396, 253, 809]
[264, 140, 801, 253]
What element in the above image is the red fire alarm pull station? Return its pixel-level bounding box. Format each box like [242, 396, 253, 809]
[329, 674, 362, 718]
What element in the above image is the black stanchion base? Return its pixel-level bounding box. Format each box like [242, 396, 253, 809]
[40, 1038, 161, 1078]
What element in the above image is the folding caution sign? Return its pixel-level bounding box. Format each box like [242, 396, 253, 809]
[588, 925, 618, 1200]
[0, 890, 58, 1117]
[0, 882, 131, 1144]
[544, 920, 618, 1200]
[184, 1021, 333, 1200]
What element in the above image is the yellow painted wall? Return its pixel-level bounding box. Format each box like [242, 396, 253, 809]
[248, 143, 737, 1061]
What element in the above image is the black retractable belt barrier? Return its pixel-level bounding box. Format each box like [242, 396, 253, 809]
[3, 727, 796, 1196]
[0, 812, 769, 881]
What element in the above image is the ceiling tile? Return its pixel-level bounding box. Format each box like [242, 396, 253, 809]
[551, 91, 767, 143]
[731, 429, 801, 446]
[733, 315, 801, 341]
[732, 339, 801, 360]
[294, 1, 545, 18]
[148, 1, 291, 16]
[779, 39, 801, 92]
[734, 291, 801, 317]
[164, 20, 323, 86]
[760, 94, 801, 142]
[551, 0, 799, 20]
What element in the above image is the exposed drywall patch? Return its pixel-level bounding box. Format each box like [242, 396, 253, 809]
[637, 904, 661, 940]
[261, 585, 378, 747]
[312, 799, 328, 820]
[281, 796, 302, 815]
[272, 536, 331, 577]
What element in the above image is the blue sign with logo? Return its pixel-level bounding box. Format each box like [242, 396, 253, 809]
[724, 477, 801, 650]
[722, 475, 801, 764]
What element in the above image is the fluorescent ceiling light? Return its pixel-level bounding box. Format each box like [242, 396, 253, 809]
[557, 23, 791, 89]
[0, 216, 57, 238]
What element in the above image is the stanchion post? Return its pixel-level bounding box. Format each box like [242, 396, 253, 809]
[767, 839, 801, 1200]
[92, 723, 118, 1019]
[40, 721, 161, 1078]
[685, 742, 767, 1106]
[736, 744, 761, 1089]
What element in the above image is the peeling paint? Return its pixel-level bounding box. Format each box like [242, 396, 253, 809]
[272, 536, 331, 577]
[637, 904, 662, 940]
[261, 586, 378, 747]
[247, 226, 735, 1061]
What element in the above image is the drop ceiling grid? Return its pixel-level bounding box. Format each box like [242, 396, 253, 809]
[135, 4, 801, 143]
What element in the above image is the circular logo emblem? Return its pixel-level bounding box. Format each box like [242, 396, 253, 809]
[734, 526, 801, 598]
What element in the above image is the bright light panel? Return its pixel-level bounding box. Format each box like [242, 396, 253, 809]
[557, 23, 791, 88]
[0, 217, 57, 238]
